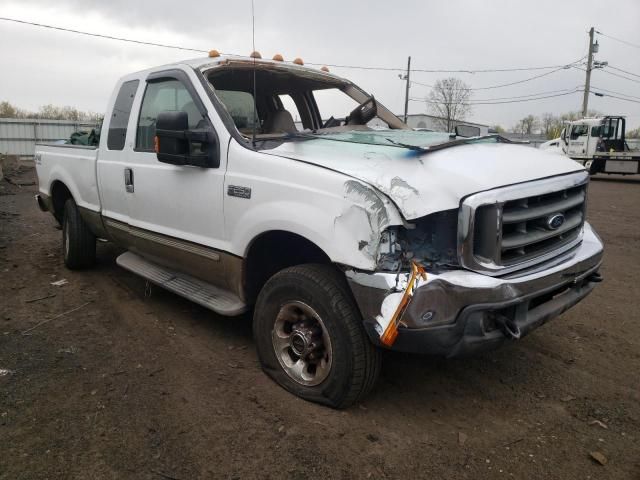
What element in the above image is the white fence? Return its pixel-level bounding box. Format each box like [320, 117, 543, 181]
[0, 118, 98, 157]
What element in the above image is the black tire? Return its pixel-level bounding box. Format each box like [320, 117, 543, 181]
[62, 198, 96, 269]
[253, 264, 381, 408]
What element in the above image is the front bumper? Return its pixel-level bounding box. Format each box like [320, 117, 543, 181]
[347, 223, 604, 357]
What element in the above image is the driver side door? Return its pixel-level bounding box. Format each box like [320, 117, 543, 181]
[123, 69, 229, 287]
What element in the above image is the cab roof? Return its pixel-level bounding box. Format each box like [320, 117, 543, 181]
[132, 54, 349, 85]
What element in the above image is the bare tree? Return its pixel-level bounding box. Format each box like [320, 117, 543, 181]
[0, 101, 18, 118]
[514, 115, 539, 135]
[541, 113, 557, 139]
[427, 78, 472, 132]
[0, 101, 101, 121]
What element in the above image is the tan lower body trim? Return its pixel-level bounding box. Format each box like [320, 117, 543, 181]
[103, 218, 242, 296]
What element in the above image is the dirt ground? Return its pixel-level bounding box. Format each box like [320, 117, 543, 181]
[1, 166, 639, 480]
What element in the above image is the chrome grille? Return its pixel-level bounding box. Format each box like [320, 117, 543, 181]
[459, 171, 589, 276]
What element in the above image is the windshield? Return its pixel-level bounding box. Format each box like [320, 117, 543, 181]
[205, 64, 405, 138]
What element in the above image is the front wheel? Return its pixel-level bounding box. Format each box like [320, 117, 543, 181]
[253, 264, 381, 408]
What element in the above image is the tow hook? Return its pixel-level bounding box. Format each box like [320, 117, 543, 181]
[587, 272, 603, 283]
[494, 314, 521, 340]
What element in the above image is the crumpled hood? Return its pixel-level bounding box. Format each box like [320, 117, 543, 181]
[267, 130, 584, 220]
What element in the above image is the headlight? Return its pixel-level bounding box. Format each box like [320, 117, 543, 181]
[377, 208, 459, 272]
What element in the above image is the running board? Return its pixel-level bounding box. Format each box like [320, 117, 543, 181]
[116, 251, 247, 316]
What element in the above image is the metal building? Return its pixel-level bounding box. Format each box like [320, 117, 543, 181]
[0, 118, 98, 157]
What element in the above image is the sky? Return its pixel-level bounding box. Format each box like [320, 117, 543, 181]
[0, 0, 639, 130]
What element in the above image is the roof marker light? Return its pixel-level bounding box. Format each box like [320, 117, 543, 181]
[208, 49, 220, 58]
[272, 53, 284, 61]
[293, 57, 304, 66]
[320, 66, 329, 72]
[250, 51, 262, 59]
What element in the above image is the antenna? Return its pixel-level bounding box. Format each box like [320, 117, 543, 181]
[251, 0, 257, 147]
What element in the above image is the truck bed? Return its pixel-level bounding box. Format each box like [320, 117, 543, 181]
[34, 143, 101, 213]
[593, 150, 640, 175]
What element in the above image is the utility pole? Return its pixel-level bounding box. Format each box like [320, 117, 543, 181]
[403, 56, 411, 124]
[582, 27, 595, 118]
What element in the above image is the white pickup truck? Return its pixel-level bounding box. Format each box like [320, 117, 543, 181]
[35, 53, 604, 408]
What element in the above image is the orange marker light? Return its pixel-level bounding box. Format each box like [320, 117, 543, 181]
[293, 57, 304, 65]
[154, 136, 159, 153]
[320, 66, 329, 72]
[208, 49, 220, 58]
[380, 262, 427, 347]
[272, 53, 284, 61]
[250, 51, 262, 59]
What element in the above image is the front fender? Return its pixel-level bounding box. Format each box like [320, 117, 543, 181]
[225, 142, 404, 270]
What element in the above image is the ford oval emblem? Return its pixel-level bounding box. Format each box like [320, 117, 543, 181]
[546, 213, 565, 230]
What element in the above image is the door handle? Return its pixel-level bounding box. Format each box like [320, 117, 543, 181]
[124, 167, 134, 193]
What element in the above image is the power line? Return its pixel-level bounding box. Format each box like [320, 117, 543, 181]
[0, 16, 209, 53]
[595, 30, 640, 50]
[572, 65, 640, 85]
[607, 65, 640, 79]
[410, 89, 582, 105]
[308, 61, 577, 74]
[600, 68, 640, 84]
[590, 84, 640, 100]
[412, 87, 581, 102]
[0, 15, 585, 75]
[411, 65, 577, 92]
[467, 87, 582, 101]
[590, 92, 640, 104]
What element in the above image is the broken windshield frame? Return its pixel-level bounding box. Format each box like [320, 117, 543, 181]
[201, 60, 407, 143]
[254, 131, 513, 155]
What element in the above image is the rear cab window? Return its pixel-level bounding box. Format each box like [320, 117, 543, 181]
[107, 80, 139, 150]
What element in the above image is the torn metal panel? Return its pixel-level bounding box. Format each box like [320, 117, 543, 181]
[333, 180, 403, 266]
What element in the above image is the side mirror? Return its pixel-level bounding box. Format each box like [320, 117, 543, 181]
[455, 124, 481, 138]
[155, 111, 219, 168]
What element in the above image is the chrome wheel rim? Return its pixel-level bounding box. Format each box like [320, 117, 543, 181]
[271, 301, 332, 386]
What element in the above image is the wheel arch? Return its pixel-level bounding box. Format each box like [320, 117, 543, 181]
[50, 180, 73, 224]
[242, 230, 334, 304]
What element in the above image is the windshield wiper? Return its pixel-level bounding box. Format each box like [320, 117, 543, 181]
[387, 134, 512, 154]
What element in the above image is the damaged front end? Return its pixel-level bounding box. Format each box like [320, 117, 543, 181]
[346, 219, 604, 357]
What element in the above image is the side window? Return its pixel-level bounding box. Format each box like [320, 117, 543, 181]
[136, 79, 203, 151]
[278, 95, 301, 123]
[107, 80, 139, 150]
[591, 126, 601, 137]
[313, 88, 359, 122]
[214, 90, 257, 132]
[570, 125, 588, 140]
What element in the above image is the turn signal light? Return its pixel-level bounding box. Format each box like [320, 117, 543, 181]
[380, 262, 427, 347]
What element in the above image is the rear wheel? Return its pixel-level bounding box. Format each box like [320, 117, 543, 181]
[62, 198, 96, 269]
[253, 264, 381, 408]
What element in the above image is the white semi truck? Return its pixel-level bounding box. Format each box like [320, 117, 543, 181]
[560, 116, 640, 175]
[34, 53, 604, 407]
